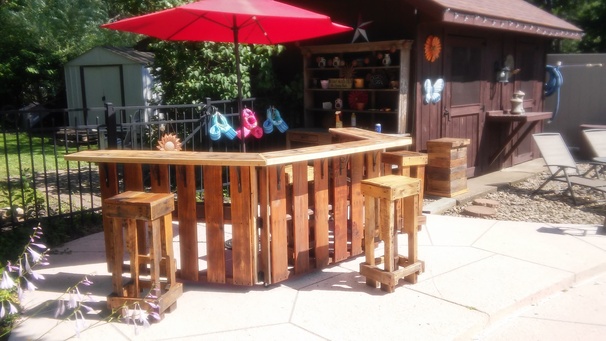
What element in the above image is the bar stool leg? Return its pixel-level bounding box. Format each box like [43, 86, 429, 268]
[381, 197, 396, 293]
[126, 218, 141, 297]
[161, 214, 176, 286]
[364, 196, 378, 288]
[149, 219, 162, 291]
[403, 195, 420, 284]
[111, 218, 125, 297]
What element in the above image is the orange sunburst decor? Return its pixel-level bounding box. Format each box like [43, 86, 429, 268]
[157, 133, 182, 151]
[424, 35, 442, 62]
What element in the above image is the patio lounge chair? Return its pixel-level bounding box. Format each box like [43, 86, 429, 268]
[582, 128, 606, 178]
[532, 132, 606, 205]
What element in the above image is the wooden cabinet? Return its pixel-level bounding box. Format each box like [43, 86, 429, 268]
[300, 40, 413, 134]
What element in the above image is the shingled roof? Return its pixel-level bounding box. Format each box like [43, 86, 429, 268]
[406, 0, 583, 39]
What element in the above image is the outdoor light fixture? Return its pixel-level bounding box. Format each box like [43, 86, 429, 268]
[497, 66, 511, 83]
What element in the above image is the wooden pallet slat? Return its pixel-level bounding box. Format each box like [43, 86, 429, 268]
[203, 165, 226, 283]
[230, 166, 256, 285]
[332, 156, 349, 262]
[269, 165, 289, 283]
[313, 158, 330, 268]
[176, 165, 198, 281]
[292, 161, 310, 274]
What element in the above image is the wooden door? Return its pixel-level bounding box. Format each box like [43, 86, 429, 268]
[441, 36, 486, 177]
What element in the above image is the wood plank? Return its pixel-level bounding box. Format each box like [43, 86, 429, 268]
[404, 194, 420, 283]
[291, 161, 310, 274]
[332, 156, 349, 262]
[330, 127, 409, 141]
[99, 163, 119, 272]
[363, 194, 377, 288]
[258, 167, 271, 284]
[269, 165, 289, 283]
[380, 197, 395, 292]
[111, 217, 125, 295]
[248, 166, 259, 285]
[313, 158, 330, 268]
[150, 164, 175, 282]
[126, 219, 139, 296]
[176, 165, 198, 281]
[65, 134, 411, 167]
[203, 165, 226, 284]
[150, 164, 171, 193]
[365, 151, 382, 179]
[349, 153, 364, 256]
[365, 151, 382, 242]
[230, 166, 256, 285]
[123, 164, 146, 257]
[66, 150, 267, 166]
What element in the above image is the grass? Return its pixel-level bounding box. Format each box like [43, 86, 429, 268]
[0, 132, 95, 179]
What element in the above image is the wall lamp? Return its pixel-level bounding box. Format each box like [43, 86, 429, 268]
[496, 66, 511, 83]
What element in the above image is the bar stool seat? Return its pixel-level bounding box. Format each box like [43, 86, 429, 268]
[360, 175, 424, 293]
[103, 191, 183, 317]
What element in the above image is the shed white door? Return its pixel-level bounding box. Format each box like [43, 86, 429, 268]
[82, 65, 123, 123]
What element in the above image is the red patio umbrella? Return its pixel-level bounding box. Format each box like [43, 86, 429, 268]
[102, 0, 352, 151]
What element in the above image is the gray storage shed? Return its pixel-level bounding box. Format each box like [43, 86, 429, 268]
[64, 46, 155, 126]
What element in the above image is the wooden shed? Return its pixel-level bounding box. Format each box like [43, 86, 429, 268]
[64, 46, 155, 126]
[286, 0, 582, 176]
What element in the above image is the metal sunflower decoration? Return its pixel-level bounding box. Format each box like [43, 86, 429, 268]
[424, 35, 441, 63]
[157, 133, 182, 151]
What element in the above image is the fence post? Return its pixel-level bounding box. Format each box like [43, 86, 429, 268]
[105, 102, 118, 149]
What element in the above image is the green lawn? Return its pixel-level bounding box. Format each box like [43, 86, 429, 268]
[0, 132, 96, 179]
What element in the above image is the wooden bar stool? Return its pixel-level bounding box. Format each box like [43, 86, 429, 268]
[381, 150, 428, 231]
[103, 191, 183, 316]
[360, 175, 424, 293]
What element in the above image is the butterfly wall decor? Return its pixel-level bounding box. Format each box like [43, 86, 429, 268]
[423, 78, 444, 104]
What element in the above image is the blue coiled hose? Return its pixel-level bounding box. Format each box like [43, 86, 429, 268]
[545, 64, 563, 121]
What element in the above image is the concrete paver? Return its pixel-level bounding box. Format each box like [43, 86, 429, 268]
[9, 213, 606, 341]
[8, 158, 606, 340]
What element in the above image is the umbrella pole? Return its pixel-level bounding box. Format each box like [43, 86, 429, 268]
[233, 17, 246, 153]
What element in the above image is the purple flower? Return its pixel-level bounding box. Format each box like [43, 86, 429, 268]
[6, 261, 19, 272]
[54, 300, 66, 318]
[27, 246, 43, 262]
[74, 310, 88, 337]
[8, 302, 17, 315]
[23, 277, 38, 291]
[0, 271, 15, 289]
[81, 276, 93, 286]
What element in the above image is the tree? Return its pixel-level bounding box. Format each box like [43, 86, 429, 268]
[528, 0, 606, 53]
[0, 0, 136, 108]
[148, 41, 284, 105]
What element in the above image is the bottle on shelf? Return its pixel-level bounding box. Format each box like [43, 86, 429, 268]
[351, 113, 356, 127]
[335, 111, 343, 128]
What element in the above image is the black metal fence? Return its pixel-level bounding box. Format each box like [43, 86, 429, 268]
[0, 97, 287, 235]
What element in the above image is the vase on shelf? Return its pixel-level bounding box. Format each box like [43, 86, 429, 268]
[354, 78, 364, 89]
[355, 102, 366, 111]
[382, 54, 391, 66]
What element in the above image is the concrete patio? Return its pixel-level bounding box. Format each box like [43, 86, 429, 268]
[8, 160, 606, 340]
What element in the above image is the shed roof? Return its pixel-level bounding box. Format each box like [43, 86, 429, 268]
[66, 46, 154, 66]
[407, 0, 582, 39]
[101, 46, 155, 64]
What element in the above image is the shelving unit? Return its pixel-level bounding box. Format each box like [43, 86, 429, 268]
[300, 40, 413, 135]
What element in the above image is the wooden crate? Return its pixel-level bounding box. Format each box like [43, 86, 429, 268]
[426, 138, 470, 197]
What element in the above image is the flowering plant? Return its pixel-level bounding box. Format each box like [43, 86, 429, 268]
[1, 224, 48, 337]
[1, 224, 160, 339]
